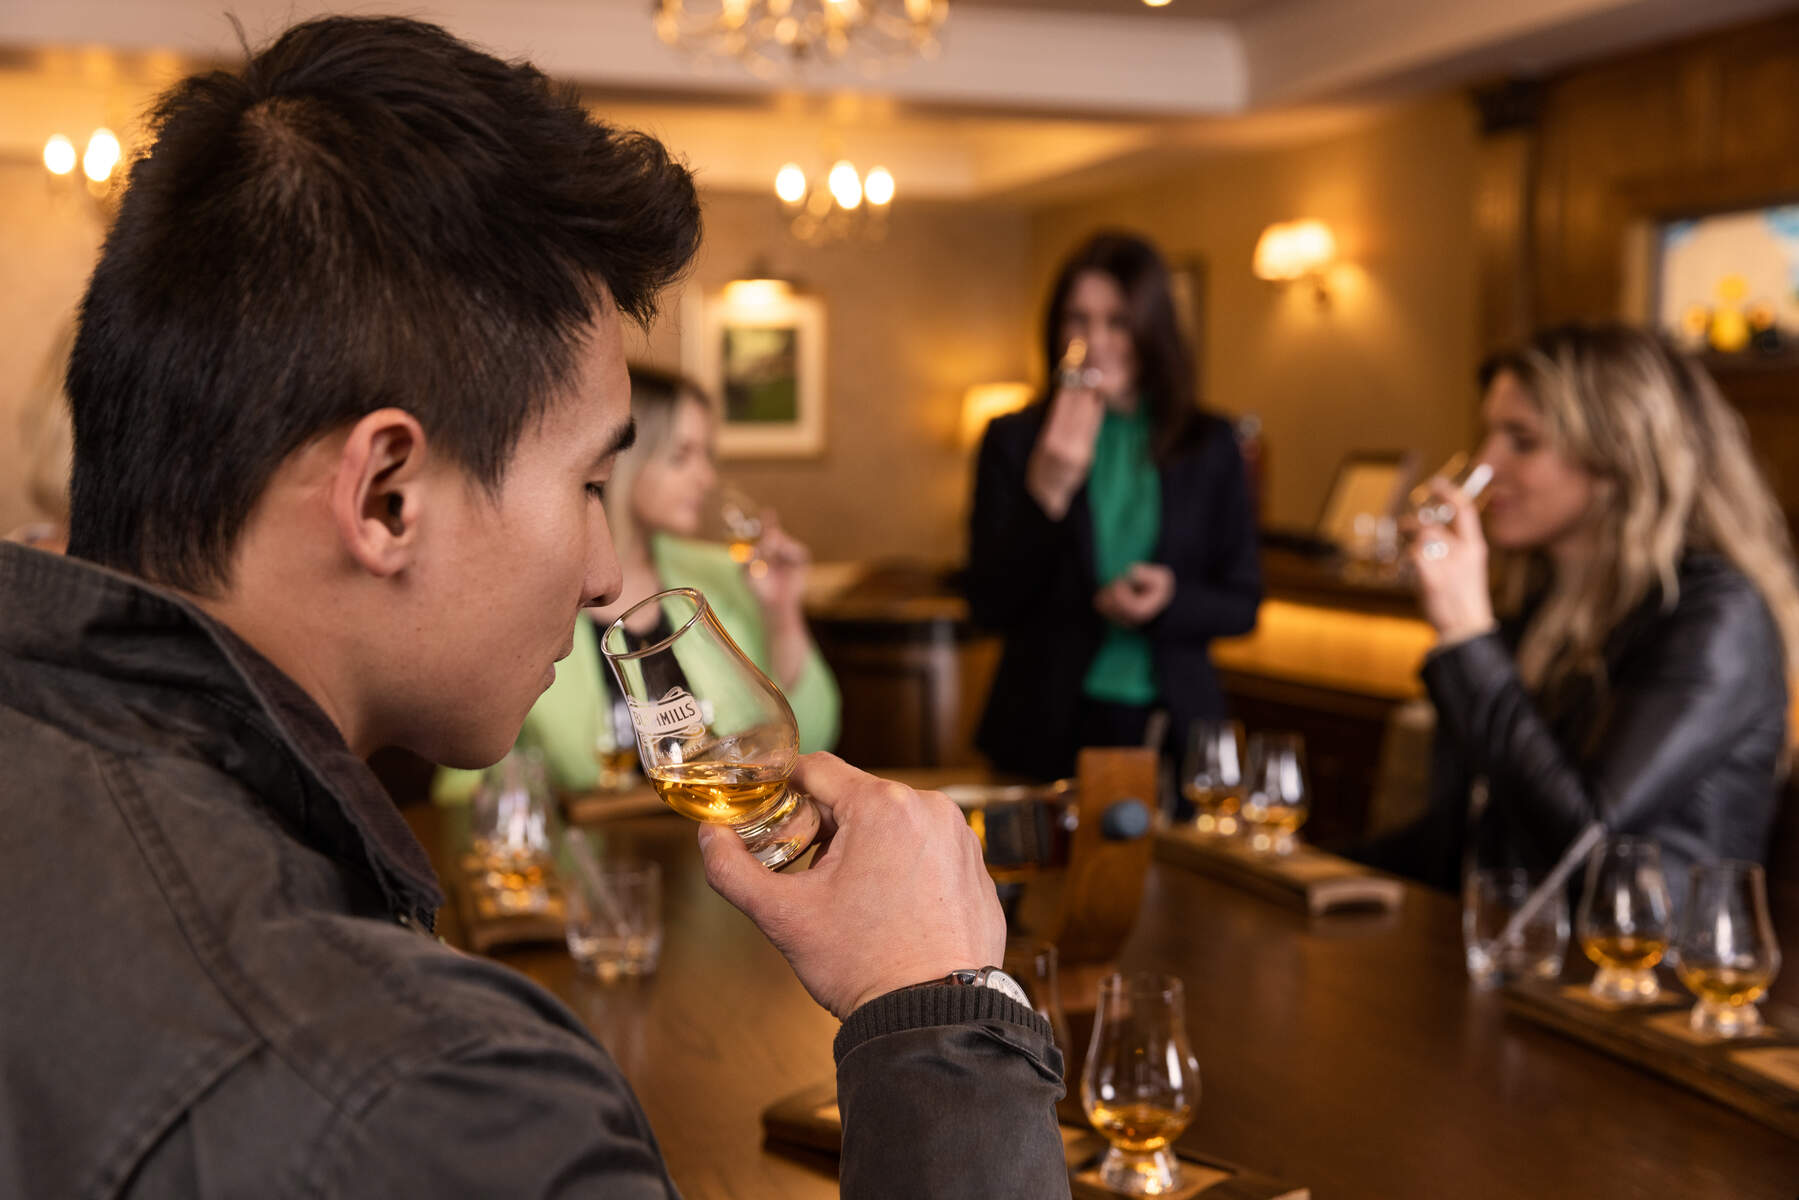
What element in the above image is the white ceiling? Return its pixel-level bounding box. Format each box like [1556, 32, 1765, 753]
[959, 0, 1281, 16]
[1, 0, 1795, 200]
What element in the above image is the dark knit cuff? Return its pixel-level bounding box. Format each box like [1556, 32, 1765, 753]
[834, 984, 1053, 1066]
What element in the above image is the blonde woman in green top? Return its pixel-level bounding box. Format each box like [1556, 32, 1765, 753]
[434, 365, 839, 800]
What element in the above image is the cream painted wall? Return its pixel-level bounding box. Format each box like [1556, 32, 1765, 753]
[632, 190, 1036, 564]
[0, 82, 1467, 563]
[0, 164, 1034, 562]
[1031, 94, 1481, 531]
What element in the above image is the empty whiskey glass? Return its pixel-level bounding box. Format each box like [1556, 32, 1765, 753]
[1463, 867, 1568, 988]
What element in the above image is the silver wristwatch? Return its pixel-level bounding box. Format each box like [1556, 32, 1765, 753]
[943, 966, 1031, 1008]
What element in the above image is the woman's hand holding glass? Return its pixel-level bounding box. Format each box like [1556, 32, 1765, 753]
[716, 489, 814, 690]
[1026, 339, 1107, 520]
[741, 509, 811, 618]
[1406, 475, 1497, 646]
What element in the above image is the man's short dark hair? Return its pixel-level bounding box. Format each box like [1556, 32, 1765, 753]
[66, 16, 701, 592]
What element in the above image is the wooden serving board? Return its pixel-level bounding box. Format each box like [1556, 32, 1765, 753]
[1153, 826, 1404, 915]
[761, 1081, 1307, 1198]
[445, 867, 567, 954]
[561, 782, 669, 825]
[1504, 980, 1799, 1140]
[1068, 1148, 1308, 1200]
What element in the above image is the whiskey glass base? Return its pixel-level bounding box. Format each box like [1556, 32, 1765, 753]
[1689, 998, 1765, 1038]
[1589, 965, 1661, 1004]
[1189, 813, 1239, 838]
[733, 788, 821, 870]
[1097, 1146, 1182, 1196]
[1245, 829, 1298, 856]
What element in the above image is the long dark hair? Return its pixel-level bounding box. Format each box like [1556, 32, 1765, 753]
[1041, 231, 1199, 463]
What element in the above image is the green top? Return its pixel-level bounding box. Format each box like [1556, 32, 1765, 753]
[432, 533, 841, 803]
[1081, 404, 1161, 706]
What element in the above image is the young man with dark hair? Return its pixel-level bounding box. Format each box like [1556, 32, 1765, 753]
[0, 17, 1067, 1197]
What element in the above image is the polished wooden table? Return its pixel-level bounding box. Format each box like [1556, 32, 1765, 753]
[405, 801, 1799, 1199]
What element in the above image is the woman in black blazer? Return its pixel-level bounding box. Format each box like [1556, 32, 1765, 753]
[967, 232, 1262, 781]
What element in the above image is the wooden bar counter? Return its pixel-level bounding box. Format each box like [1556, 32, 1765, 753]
[806, 549, 1439, 843]
[405, 798, 1799, 1199]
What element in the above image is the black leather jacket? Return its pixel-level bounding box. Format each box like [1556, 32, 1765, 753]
[967, 405, 1262, 780]
[1360, 555, 1788, 909]
[0, 543, 1068, 1198]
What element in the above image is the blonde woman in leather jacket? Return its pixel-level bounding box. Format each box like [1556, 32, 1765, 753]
[1363, 324, 1799, 910]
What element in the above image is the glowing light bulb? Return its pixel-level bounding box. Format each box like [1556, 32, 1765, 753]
[863, 166, 894, 207]
[43, 134, 76, 176]
[775, 163, 808, 205]
[83, 128, 121, 183]
[828, 160, 862, 210]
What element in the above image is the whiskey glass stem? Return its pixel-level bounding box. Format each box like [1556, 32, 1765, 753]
[1097, 1146, 1180, 1196]
[1690, 997, 1765, 1037]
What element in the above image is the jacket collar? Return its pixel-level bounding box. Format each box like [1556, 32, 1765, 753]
[0, 542, 443, 921]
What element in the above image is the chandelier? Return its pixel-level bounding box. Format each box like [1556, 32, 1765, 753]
[653, 0, 949, 76]
[775, 159, 893, 244]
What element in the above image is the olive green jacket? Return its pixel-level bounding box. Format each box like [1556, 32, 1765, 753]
[433, 535, 839, 802]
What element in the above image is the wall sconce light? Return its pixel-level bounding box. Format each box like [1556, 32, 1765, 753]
[1253, 219, 1337, 306]
[961, 381, 1035, 447]
[720, 276, 795, 310]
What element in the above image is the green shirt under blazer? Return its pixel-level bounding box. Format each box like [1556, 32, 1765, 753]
[433, 534, 841, 802]
[1081, 404, 1161, 706]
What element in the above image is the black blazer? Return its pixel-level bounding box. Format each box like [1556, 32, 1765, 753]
[966, 404, 1262, 780]
[1359, 556, 1788, 909]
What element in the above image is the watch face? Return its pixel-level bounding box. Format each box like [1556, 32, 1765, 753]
[983, 968, 1031, 1008]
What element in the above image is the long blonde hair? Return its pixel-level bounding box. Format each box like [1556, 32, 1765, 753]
[1487, 324, 1799, 702]
[604, 363, 707, 565]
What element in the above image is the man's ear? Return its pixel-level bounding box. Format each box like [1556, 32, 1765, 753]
[330, 408, 429, 577]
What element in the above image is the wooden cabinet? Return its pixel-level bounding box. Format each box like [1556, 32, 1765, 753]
[808, 565, 1001, 770]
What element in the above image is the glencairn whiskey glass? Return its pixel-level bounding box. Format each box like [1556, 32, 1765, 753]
[592, 690, 640, 791]
[1675, 860, 1781, 1037]
[467, 750, 556, 916]
[1241, 732, 1309, 854]
[717, 484, 765, 574]
[1181, 719, 1244, 836]
[1082, 973, 1200, 1196]
[1577, 837, 1674, 1003]
[602, 588, 820, 869]
[1409, 451, 1494, 527]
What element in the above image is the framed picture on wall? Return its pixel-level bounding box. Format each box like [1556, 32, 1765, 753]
[681, 282, 826, 459]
